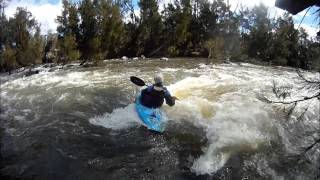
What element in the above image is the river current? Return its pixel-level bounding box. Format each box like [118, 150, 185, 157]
[0, 59, 319, 179]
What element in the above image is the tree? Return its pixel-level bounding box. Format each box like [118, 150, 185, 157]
[195, 0, 218, 43]
[30, 26, 44, 64]
[175, 0, 192, 55]
[162, 0, 193, 56]
[0, 0, 9, 50]
[121, 0, 138, 24]
[10, 7, 39, 66]
[99, 0, 125, 58]
[243, 3, 273, 62]
[0, 44, 16, 73]
[204, 37, 224, 63]
[271, 13, 298, 66]
[0, 4, 45, 72]
[0, 0, 10, 14]
[306, 39, 320, 71]
[68, 2, 80, 46]
[43, 32, 57, 64]
[79, 0, 100, 62]
[56, 0, 69, 40]
[162, 2, 180, 56]
[57, 33, 80, 65]
[56, 0, 81, 63]
[136, 0, 164, 56]
[212, 0, 240, 59]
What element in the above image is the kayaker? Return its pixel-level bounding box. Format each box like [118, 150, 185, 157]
[140, 74, 176, 108]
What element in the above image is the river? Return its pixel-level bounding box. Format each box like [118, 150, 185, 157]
[0, 58, 319, 180]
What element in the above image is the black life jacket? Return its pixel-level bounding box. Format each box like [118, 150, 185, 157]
[140, 86, 166, 108]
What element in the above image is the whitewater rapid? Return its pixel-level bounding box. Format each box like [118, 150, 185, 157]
[1, 60, 319, 179]
[87, 62, 319, 175]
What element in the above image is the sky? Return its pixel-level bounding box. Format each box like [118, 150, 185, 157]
[4, 0, 320, 37]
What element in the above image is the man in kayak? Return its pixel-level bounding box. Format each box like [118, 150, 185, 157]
[140, 74, 176, 108]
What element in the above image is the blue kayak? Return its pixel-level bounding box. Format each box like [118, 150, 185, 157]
[135, 95, 165, 132]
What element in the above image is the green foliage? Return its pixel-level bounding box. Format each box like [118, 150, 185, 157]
[10, 8, 38, 66]
[0, 0, 319, 72]
[0, 44, 17, 73]
[56, 0, 80, 63]
[100, 0, 125, 58]
[57, 33, 80, 64]
[161, 0, 193, 56]
[79, 0, 99, 61]
[297, 28, 320, 71]
[243, 3, 273, 62]
[29, 27, 45, 64]
[0, 9, 8, 49]
[6, 8, 42, 67]
[136, 0, 164, 56]
[0, 6, 45, 72]
[167, 46, 179, 57]
[56, 0, 69, 39]
[308, 43, 320, 71]
[68, 3, 80, 43]
[204, 37, 224, 62]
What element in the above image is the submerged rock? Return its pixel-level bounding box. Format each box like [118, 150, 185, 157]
[122, 56, 128, 60]
[82, 61, 97, 68]
[160, 57, 169, 61]
[145, 167, 153, 173]
[24, 70, 39, 77]
[48, 67, 58, 72]
[43, 63, 56, 68]
[224, 60, 231, 64]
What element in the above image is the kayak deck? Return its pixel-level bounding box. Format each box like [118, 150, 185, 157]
[135, 96, 165, 132]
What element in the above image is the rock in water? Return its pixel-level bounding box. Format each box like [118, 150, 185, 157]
[145, 167, 153, 173]
[160, 57, 168, 61]
[24, 70, 39, 77]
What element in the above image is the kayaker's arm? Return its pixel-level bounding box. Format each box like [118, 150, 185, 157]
[163, 88, 175, 106]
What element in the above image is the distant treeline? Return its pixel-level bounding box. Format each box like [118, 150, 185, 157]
[0, 0, 319, 73]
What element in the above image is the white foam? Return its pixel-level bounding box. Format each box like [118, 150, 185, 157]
[89, 104, 142, 130]
[163, 73, 278, 175]
[190, 94, 274, 175]
[161, 68, 179, 72]
[14, 115, 25, 121]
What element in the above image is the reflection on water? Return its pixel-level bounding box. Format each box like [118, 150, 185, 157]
[0, 59, 319, 179]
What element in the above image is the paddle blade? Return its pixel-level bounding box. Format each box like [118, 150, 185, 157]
[130, 76, 146, 86]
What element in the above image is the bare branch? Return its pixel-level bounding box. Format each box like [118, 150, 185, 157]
[297, 69, 320, 84]
[297, 104, 311, 121]
[303, 138, 320, 154]
[264, 93, 320, 105]
[272, 80, 292, 99]
[287, 102, 297, 117]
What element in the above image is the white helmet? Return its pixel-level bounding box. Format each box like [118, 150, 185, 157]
[154, 73, 163, 85]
